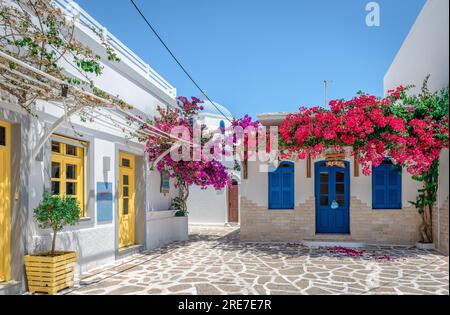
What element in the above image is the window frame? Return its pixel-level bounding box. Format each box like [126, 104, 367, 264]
[51, 135, 87, 217]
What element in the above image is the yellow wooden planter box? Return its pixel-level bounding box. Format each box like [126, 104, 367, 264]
[24, 251, 77, 295]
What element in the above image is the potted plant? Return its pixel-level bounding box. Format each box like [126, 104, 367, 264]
[24, 192, 81, 294]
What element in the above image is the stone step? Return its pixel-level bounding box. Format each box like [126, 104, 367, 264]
[310, 233, 358, 241]
[302, 239, 366, 249]
[225, 222, 240, 228]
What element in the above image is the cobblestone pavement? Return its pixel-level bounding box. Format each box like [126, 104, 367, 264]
[67, 226, 449, 295]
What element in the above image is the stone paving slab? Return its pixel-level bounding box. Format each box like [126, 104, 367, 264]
[65, 226, 449, 295]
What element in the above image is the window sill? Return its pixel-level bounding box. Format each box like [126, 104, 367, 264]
[79, 217, 92, 222]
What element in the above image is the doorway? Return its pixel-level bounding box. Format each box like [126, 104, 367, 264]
[0, 120, 11, 282]
[118, 152, 135, 248]
[228, 179, 239, 223]
[315, 161, 350, 234]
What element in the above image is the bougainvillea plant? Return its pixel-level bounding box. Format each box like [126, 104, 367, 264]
[0, 0, 129, 116]
[138, 96, 231, 216]
[231, 114, 260, 161]
[279, 77, 449, 243]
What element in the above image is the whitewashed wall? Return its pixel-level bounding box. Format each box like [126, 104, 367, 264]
[384, 0, 449, 253]
[25, 102, 179, 275]
[384, 0, 449, 94]
[384, 0, 449, 208]
[187, 187, 228, 225]
[146, 213, 188, 250]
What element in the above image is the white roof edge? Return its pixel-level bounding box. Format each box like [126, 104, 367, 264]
[53, 0, 177, 100]
[257, 112, 292, 119]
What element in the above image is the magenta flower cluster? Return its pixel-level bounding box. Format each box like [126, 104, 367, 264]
[145, 96, 231, 192]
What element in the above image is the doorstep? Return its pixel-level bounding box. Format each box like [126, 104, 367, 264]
[312, 233, 357, 241]
[0, 281, 21, 295]
[225, 222, 240, 228]
[302, 237, 366, 249]
[117, 244, 145, 260]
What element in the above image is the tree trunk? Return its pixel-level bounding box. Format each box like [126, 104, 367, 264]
[51, 228, 58, 256]
[419, 182, 433, 244]
[184, 185, 190, 211]
[177, 179, 189, 214]
[180, 182, 189, 212]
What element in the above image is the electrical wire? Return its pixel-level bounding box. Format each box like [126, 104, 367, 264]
[129, 0, 234, 123]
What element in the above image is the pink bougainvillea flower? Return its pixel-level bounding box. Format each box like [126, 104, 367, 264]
[278, 86, 449, 177]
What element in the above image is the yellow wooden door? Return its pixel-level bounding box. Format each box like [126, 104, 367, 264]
[0, 121, 11, 282]
[118, 152, 135, 248]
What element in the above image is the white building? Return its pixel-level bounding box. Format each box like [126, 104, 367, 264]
[384, 0, 449, 255]
[384, 0, 449, 95]
[239, 0, 449, 254]
[187, 100, 241, 226]
[0, 0, 187, 294]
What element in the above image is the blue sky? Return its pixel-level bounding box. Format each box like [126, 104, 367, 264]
[76, 0, 425, 118]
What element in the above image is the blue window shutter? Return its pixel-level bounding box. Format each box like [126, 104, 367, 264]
[281, 167, 294, 209]
[372, 167, 387, 208]
[372, 162, 402, 209]
[269, 162, 294, 209]
[269, 171, 282, 209]
[387, 167, 402, 208]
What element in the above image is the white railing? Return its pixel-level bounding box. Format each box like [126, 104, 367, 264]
[53, 0, 177, 99]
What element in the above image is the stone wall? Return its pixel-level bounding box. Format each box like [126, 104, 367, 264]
[240, 196, 422, 245]
[433, 198, 449, 255]
[240, 197, 315, 242]
[349, 198, 421, 245]
[438, 199, 449, 255]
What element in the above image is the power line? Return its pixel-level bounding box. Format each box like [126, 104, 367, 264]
[129, 0, 233, 123]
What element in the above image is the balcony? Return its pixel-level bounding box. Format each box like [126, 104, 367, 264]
[54, 0, 177, 100]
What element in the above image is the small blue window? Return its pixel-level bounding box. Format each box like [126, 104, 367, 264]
[269, 162, 294, 210]
[372, 160, 402, 209]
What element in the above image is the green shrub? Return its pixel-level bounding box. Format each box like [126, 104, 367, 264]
[171, 197, 188, 217]
[33, 192, 81, 255]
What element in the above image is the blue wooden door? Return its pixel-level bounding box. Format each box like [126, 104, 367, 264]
[269, 162, 294, 209]
[315, 161, 350, 233]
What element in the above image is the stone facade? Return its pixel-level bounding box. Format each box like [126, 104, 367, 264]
[240, 196, 422, 246]
[240, 197, 315, 242]
[349, 198, 421, 245]
[433, 198, 449, 255]
[438, 199, 449, 255]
